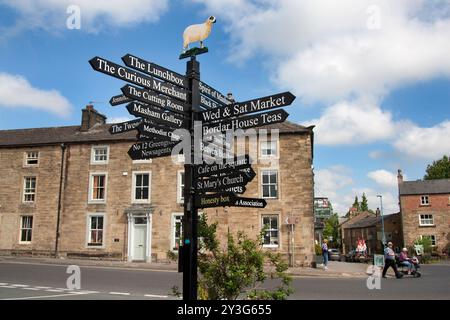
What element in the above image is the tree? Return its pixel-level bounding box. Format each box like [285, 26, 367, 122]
[360, 193, 369, 212]
[424, 155, 450, 180]
[352, 196, 359, 211]
[195, 214, 293, 300]
[323, 213, 341, 248]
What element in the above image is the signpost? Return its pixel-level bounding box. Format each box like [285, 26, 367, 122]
[90, 27, 294, 300]
[202, 108, 289, 136]
[109, 94, 133, 106]
[126, 102, 189, 129]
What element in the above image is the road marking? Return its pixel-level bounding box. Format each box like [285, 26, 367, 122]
[22, 287, 40, 291]
[45, 289, 64, 292]
[11, 284, 29, 287]
[144, 294, 169, 298]
[2, 292, 91, 300]
[34, 286, 52, 289]
[0, 285, 16, 289]
[109, 292, 130, 296]
[0, 283, 9, 286]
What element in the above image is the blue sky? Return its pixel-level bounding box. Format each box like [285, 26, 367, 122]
[0, 0, 449, 215]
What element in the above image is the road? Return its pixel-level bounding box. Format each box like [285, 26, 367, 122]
[0, 261, 449, 300]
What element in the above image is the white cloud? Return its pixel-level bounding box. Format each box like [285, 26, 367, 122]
[1, 0, 169, 33]
[393, 120, 450, 159]
[0, 73, 72, 117]
[368, 170, 401, 188]
[197, 0, 450, 103]
[303, 97, 396, 145]
[314, 165, 353, 215]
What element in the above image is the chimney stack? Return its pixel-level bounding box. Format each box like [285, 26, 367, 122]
[80, 105, 107, 131]
[397, 169, 404, 185]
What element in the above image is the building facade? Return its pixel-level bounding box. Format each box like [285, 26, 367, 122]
[398, 170, 450, 254]
[342, 213, 402, 255]
[0, 106, 316, 266]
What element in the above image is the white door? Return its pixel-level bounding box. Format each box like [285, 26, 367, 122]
[133, 225, 146, 261]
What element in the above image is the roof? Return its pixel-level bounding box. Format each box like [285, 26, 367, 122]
[0, 119, 313, 148]
[345, 213, 399, 229]
[399, 179, 450, 195]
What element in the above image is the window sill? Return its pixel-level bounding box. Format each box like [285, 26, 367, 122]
[90, 162, 109, 166]
[419, 204, 430, 207]
[263, 245, 279, 249]
[132, 201, 151, 205]
[419, 225, 436, 228]
[18, 242, 32, 245]
[88, 200, 106, 205]
[87, 244, 105, 248]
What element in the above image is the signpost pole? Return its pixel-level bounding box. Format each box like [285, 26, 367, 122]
[183, 56, 200, 300]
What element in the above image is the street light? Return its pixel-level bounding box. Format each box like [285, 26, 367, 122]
[377, 195, 386, 247]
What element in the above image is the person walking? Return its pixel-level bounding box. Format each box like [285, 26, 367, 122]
[322, 239, 329, 270]
[382, 242, 403, 279]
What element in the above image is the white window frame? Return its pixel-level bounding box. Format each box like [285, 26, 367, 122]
[86, 213, 106, 248]
[260, 169, 279, 199]
[420, 195, 429, 206]
[132, 171, 152, 204]
[177, 170, 185, 204]
[22, 176, 37, 203]
[420, 234, 436, 246]
[91, 145, 109, 165]
[19, 215, 33, 244]
[260, 139, 279, 159]
[261, 214, 280, 248]
[419, 214, 434, 226]
[24, 151, 39, 166]
[88, 172, 108, 204]
[171, 213, 184, 251]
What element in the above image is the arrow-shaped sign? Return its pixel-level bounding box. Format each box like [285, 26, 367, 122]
[199, 81, 232, 106]
[232, 197, 267, 208]
[121, 84, 189, 115]
[225, 185, 246, 195]
[89, 56, 188, 102]
[200, 95, 223, 110]
[195, 192, 267, 208]
[195, 171, 250, 193]
[110, 94, 133, 106]
[202, 109, 289, 136]
[128, 140, 180, 160]
[200, 92, 295, 122]
[138, 121, 184, 142]
[126, 102, 189, 129]
[194, 155, 251, 177]
[122, 54, 188, 89]
[109, 118, 142, 134]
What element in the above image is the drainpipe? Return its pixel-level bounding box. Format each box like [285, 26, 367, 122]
[54, 143, 66, 257]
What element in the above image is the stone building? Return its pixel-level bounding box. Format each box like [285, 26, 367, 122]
[342, 213, 402, 255]
[397, 170, 450, 253]
[0, 106, 315, 266]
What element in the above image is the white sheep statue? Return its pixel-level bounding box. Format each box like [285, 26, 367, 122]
[183, 16, 216, 52]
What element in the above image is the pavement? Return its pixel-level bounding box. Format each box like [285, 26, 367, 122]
[0, 257, 449, 300]
[0, 255, 369, 278]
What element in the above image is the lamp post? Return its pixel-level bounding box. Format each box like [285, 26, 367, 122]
[377, 195, 386, 247]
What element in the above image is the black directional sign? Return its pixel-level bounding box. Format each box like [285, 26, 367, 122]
[232, 197, 267, 208]
[200, 92, 295, 122]
[195, 192, 267, 208]
[194, 155, 251, 177]
[225, 185, 246, 194]
[202, 109, 289, 136]
[110, 94, 133, 106]
[196, 171, 250, 193]
[199, 81, 232, 106]
[201, 141, 234, 159]
[200, 95, 223, 110]
[109, 118, 142, 134]
[121, 84, 189, 115]
[89, 56, 188, 102]
[122, 54, 188, 89]
[240, 167, 256, 182]
[128, 140, 180, 160]
[126, 102, 189, 129]
[138, 121, 184, 142]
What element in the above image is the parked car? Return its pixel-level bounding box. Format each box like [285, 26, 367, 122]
[345, 250, 372, 263]
[328, 249, 341, 261]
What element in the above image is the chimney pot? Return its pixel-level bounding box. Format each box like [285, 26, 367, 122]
[80, 105, 107, 131]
